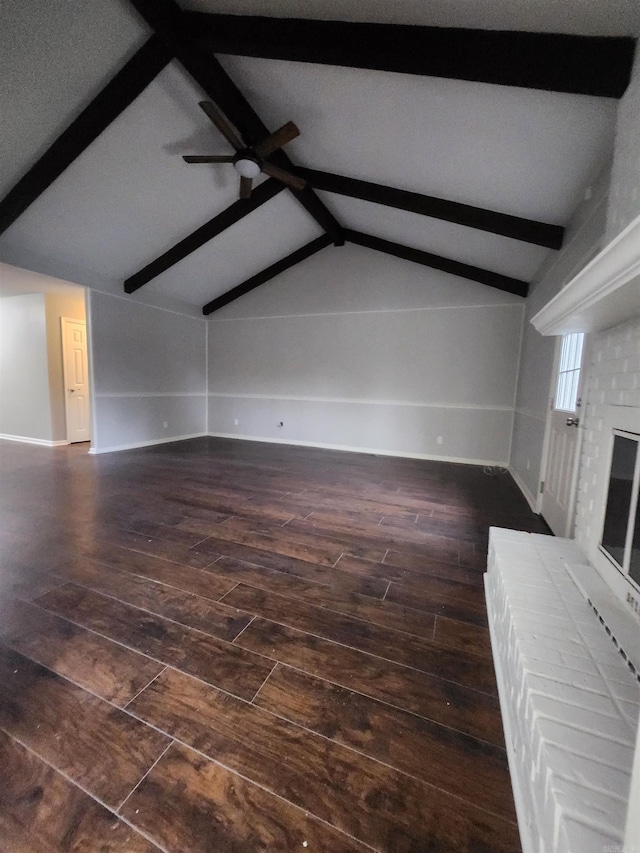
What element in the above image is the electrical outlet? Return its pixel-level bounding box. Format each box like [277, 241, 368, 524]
[163, 421, 168, 429]
[526, 459, 530, 470]
[234, 418, 239, 426]
[437, 436, 443, 445]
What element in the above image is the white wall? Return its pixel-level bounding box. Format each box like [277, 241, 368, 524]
[44, 290, 86, 442]
[89, 290, 207, 453]
[207, 243, 524, 464]
[0, 292, 53, 442]
[575, 51, 640, 561]
[607, 51, 640, 243]
[510, 164, 611, 504]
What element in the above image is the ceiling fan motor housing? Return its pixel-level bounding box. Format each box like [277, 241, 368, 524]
[233, 150, 262, 178]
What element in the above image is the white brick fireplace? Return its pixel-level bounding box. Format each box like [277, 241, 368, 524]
[488, 211, 640, 853]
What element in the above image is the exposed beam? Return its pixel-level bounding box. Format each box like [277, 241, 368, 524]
[183, 13, 636, 98]
[203, 234, 332, 315]
[344, 229, 528, 297]
[125, 179, 285, 293]
[126, 0, 344, 244]
[0, 36, 171, 237]
[298, 168, 564, 249]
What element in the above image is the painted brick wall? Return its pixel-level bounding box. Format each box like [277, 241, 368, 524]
[574, 316, 640, 554]
[486, 528, 639, 853]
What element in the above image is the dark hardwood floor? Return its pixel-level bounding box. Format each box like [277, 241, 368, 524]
[0, 436, 549, 852]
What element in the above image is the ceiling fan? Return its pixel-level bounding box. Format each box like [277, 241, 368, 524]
[183, 101, 307, 199]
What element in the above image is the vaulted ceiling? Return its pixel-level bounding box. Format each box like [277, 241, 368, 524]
[0, 0, 637, 315]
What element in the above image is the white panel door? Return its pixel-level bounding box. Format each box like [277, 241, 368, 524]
[541, 334, 585, 537]
[62, 318, 91, 443]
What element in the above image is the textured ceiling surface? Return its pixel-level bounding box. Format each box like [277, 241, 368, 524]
[0, 0, 634, 312]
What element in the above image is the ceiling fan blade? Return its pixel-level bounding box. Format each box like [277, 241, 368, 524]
[198, 101, 244, 151]
[239, 176, 253, 199]
[183, 155, 235, 163]
[261, 162, 306, 191]
[254, 121, 300, 158]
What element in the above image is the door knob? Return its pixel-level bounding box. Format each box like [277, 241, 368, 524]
[68, 389, 76, 393]
[565, 416, 579, 427]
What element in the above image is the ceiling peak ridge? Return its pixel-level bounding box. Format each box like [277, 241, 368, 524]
[126, 0, 344, 244]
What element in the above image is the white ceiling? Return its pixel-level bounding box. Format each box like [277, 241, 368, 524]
[0, 0, 148, 198]
[0, 0, 633, 314]
[219, 54, 618, 222]
[145, 191, 322, 306]
[317, 194, 549, 281]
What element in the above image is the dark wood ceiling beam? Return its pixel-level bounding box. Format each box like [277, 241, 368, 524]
[344, 229, 528, 297]
[125, 179, 284, 293]
[126, 0, 344, 244]
[182, 13, 636, 98]
[0, 36, 171, 237]
[298, 168, 564, 249]
[203, 234, 332, 314]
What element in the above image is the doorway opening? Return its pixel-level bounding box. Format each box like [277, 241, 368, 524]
[0, 262, 91, 451]
[539, 332, 586, 536]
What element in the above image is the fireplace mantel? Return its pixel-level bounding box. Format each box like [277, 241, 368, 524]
[531, 211, 640, 337]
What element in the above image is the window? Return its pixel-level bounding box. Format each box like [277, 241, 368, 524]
[555, 333, 584, 412]
[600, 430, 640, 587]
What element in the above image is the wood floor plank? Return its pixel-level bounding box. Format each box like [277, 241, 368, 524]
[120, 741, 372, 853]
[201, 541, 389, 598]
[95, 526, 217, 569]
[211, 557, 436, 638]
[235, 618, 505, 745]
[383, 550, 484, 586]
[337, 552, 483, 589]
[0, 645, 169, 808]
[174, 495, 297, 526]
[126, 518, 209, 547]
[287, 514, 462, 560]
[435, 615, 493, 658]
[34, 583, 273, 701]
[256, 664, 515, 819]
[54, 557, 253, 641]
[0, 567, 65, 601]
[75, 540, 237, 601]
[0, 731, 161, 852]
[222, 513, 388, 560]
[224, 583, 497, 693]
[385, 575, 487, 609]
[0, 597, 163, 707]
[200, 521, 344, 567]
[128, 667, 519, 852]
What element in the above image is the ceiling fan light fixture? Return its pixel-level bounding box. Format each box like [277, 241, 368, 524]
[234, 157, 261, 179]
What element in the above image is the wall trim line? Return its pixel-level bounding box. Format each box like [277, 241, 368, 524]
[95, 392, 207, 398]
[207, 392, 514, 411]
[513, 407, 547, 422]
[208, 301, 525, 322]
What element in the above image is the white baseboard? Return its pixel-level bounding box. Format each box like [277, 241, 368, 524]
[0, 433, 69, 447]
[88, 432, 208, 455]
[208, 431, 507, 467]
[509, 466, 539, 513]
